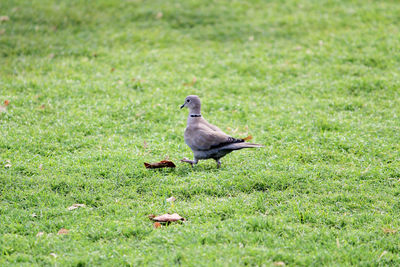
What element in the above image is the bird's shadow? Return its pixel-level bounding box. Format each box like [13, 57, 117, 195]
[175, 162, 221, 176]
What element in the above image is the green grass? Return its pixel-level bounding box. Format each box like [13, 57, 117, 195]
[1, 0, 400, 265]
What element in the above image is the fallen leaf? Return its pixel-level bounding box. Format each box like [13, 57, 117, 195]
[4, 160, 11, 168]
[183, 77, 197, 87]
[0, 16, 10, 22]
[273, 262, 286, 266]
[361, 165, 371, 174]
[39, 104, 46, 109]
[153, 222, 162, 228]
[383, 228, 397, 234]
[0, 100, 9, 113]
[378, 250, 387, 260]
[67, 204, 85, 211]
[144, 160, 176, 169]
[156, 12, 163, 19]
[36, 232, 44, 237]
[150, 213, 185, 222]
[50, 253, 57, 258]
[111, 67, 115, 72]
[242, 135, 253, 141]
[166, 196, 176, 202]
[57, 228, 69, 235]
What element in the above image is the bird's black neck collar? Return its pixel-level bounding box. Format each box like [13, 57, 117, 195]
[190, 114, 202, 117]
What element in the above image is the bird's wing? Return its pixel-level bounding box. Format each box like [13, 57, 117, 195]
[185, 124, 243, 151]
[199, 117, 226, 133]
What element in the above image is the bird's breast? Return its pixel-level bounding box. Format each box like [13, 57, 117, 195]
[184, 127, 197, 151]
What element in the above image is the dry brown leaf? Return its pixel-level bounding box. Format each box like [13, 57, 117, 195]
[153, 222, 162, 228]
[183, 77, 197, 87]
[111, 67, 115, 72]
[57, 228, 69, 235]
[150, 213, 185, 222]
[36, 232, 44, 237]
[67, 204, 86, 211]
[242, 135, 253, 141]
[39, 104, 46, 109]
[0, 16, 10, 22]
[383, 228, 397, 234]
[144, 160, 176, 169]
[273, 262, 286, 266]
[166, 196, 176, 202]
[0, 100, 9, 113]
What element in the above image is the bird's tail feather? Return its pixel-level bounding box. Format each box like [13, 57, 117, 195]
[222, 142, 263, 150]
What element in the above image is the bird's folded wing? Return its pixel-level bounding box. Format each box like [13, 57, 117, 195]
[186, 126, 242, 151]
[199, 118, 225, 133]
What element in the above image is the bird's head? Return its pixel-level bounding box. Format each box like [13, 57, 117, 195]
[180, 95, 201, 113]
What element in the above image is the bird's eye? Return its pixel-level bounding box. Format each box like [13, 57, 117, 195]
[186, 99, 190, 102]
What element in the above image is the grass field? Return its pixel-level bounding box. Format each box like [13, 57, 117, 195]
[1, 0, 400, 265]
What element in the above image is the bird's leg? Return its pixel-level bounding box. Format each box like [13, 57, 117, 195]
[215, 159, 221, 169]
[181, 157, 198, 167]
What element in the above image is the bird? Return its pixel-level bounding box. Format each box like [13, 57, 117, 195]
[180, 95, 263, 168]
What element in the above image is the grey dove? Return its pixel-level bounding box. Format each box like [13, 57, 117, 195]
[180, 95, 263, 168]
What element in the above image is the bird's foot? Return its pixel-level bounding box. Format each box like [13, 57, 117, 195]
[216, 160, 221, 169]
[181, 157, 196, 167]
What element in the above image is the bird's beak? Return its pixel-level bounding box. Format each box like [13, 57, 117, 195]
[180, 103, 185, 109]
